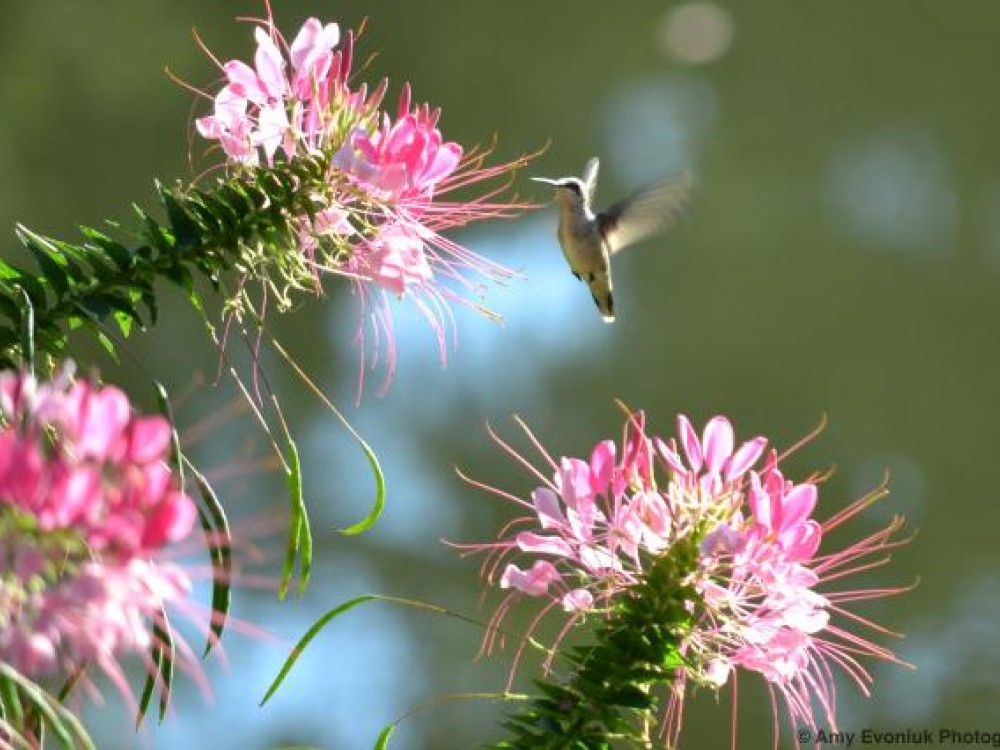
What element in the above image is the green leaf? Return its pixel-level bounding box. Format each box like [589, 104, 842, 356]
[93, 329, 119, 363]
[0, 674, 25, 727]
[136, 608, 175, 726]
[78, 226, 133, 271]
[278, 436, 312, 599]
[17, 225, 74, 299]
[8, 270, 46, 310]
[154, 612, 175, 721]
[0, 665, 95, 750]
[154, 383, 232, 655]
[191, 465, 233, 655]
[265, 337, 387, 539]
[260, 595, 377, 705]
[337, 433, 386, 536]
[373, 724, 395, 750]
[17, 287, 34, 374]
[0, 258, 23, 281]
[113, 309, 133, 337]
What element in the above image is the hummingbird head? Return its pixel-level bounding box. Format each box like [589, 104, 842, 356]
[531, 176, 587, 207]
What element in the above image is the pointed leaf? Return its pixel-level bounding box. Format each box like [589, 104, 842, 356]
[279, 436, 312, 599]
[337, 432, 386, 536]
[260, 595, 377, 705]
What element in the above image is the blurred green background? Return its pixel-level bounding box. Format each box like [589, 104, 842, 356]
[2, 0, 998, 747]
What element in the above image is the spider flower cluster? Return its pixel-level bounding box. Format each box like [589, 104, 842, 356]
[195, 15, 534, 394]
[462, 412, 909, 745]
[0, 365, 198, 694]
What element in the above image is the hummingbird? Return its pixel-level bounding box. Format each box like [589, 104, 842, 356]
[532, 157, 690, 322]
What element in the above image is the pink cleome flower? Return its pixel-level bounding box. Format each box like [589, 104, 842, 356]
[0, 365, 200, 696]
[194, 11, 536, 397]
[456, 411, 910, 747]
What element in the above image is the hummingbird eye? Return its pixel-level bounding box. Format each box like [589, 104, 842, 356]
[560, 181, 582, 195]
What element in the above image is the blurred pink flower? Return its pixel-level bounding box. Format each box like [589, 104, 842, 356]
[457, 411, 910, 746]
[0, 365, 201, 697]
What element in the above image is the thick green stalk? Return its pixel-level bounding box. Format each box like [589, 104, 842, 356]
[0, 154, 333, 366]
[491, 539, 702, 750]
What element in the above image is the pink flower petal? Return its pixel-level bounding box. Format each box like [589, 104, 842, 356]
[290, 18, 340, 72]
[748, 471, 774, 531]
[589, 440, 616, 495]
[500, 560, 559, 596]
[253, 28, 287, 99]
[126, 416, 171, 464]
[677, 414, 703, 472]
[532, 487, 566, 530]
[702, 416, 734, 475]
[515, 532, 574, 558]
[725, 436, 767, 481]
[74, 385, 130, 460]
[779, 483, 818, 532]
[562, 588, 594, 612]
[223, 60, 263, 100]
[143, 492, 197, 547]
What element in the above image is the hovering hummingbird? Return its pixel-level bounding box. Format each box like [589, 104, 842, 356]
[532, 158, 690, 322]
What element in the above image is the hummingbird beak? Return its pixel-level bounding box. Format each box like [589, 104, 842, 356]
[531, 177, 559, 186]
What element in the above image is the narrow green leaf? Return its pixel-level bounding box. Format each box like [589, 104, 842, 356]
[160, 184, 200, 245]
[0, 258, 23, 280]
[260, 595, 377, 705]
[136, 656, 157, 726]
[17, 225, 73, 299]
[154, 384, 232, 655]
[136, 608, 175, 726]
[93, 329, 119, 363]
[266, 337, 387, 538]
[373, 725, 395, 750]
[189, 465, 232, 655]
[337, 433, 386, 536]
[0, 665, 95, 750]
[155, 612, 175, 721]
[25, 249, 68, 299]
[78, 226, 133, 271]
[8, 271, 45, 310]
[0, 674, 25, 727]
[17, 287, 34, 374]
[278, 437, 312, 599]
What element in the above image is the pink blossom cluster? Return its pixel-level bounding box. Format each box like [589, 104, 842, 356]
[483, 414, 766, 619]
[0, 366, 197, 679]
[462, 412, 908, 742]
[196, 18, 351, 165]
[195, 14, 532, 396]
[696, 455, 827, 688]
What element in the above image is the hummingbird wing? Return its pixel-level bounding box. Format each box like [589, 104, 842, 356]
[597, 172, 691, 255]
[582, 157, 600, 203]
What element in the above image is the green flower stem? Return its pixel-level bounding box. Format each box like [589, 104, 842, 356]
[0, 155, 336, 367]
[490, 539, 703, 750]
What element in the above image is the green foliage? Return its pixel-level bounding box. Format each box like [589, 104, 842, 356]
[490, 539, 703, 750]
[0, 665, 95, 749]
[136, 608, 175, 726]
[0, 155, 337, 367]
[279, 435, 312, 600]
[155, 382, 234, 659]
